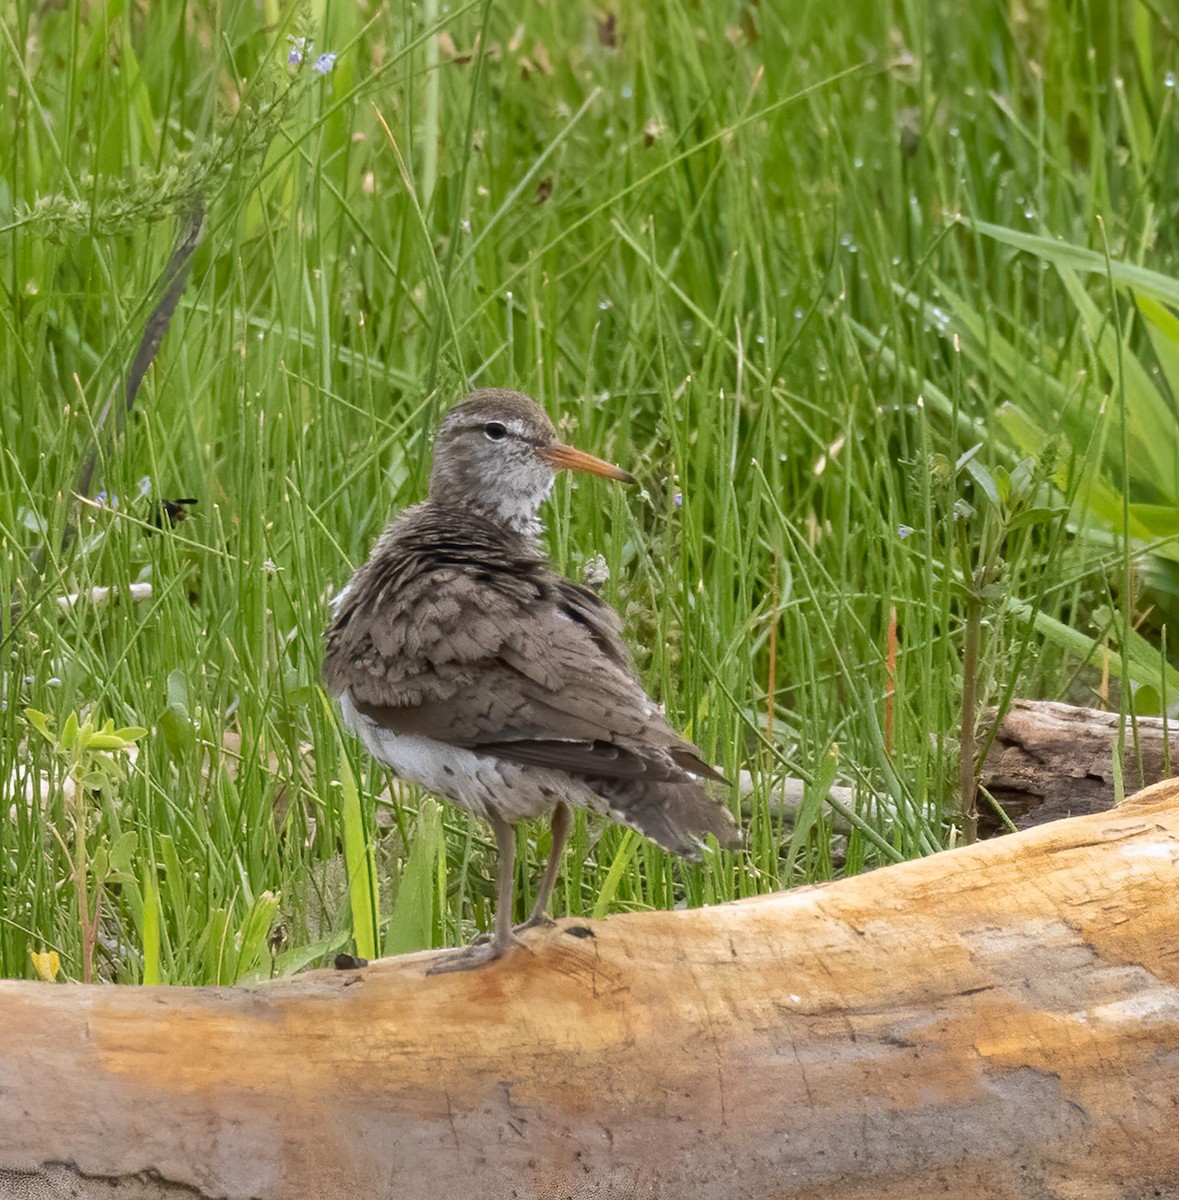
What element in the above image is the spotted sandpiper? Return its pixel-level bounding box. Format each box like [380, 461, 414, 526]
[323, 389, 742, 972]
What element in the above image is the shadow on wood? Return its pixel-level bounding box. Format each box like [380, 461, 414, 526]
[3, 782, 1179, 1200]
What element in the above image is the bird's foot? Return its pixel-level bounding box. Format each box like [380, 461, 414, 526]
[471, 911, 554, 947]
[426, 933, 528, 975]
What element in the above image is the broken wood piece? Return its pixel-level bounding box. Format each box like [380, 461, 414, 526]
[980, 697, 1179, 829]
[737, 768, 855, 830]
[55, 582, 154, 611]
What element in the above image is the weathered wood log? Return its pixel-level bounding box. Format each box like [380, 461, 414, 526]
[743, 698, 1177, 837]
[980, 698, 1179, 829]
[3, 782, 1179, 1200]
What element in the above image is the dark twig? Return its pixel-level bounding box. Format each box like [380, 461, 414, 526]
[72, 200, 205, 508]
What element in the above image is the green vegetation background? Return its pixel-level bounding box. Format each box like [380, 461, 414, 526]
[3, 0, 1178, 983]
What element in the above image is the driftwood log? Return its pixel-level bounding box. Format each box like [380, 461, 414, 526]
[980, 698, 1179, 829]
[3, 782, 1179, 1200]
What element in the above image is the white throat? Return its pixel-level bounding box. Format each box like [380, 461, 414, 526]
[472, 462, 555, 537]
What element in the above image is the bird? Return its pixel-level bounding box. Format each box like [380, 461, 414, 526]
[323, 389, 742, 972]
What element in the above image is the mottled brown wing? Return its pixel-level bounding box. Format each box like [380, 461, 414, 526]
[335, 567, 723, 785]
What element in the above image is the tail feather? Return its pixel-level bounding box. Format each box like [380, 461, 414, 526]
[604, 778, 743, 859]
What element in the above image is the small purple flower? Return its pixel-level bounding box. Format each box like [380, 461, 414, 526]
[288, 36, 310, 67]
[313, 52, 337, 75]
[897, 524, 913, 540]
[672, 491, 683, 508]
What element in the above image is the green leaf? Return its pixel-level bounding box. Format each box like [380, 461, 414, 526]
[339, 753, 379, 961]
[109, 830, 138, 874]
[321, 690, 378, 961]
[1126, 504, 1179, 537]
[166, 669, 190, 711]
[955, 443, 985, 472]
[1005, 506, 1068, 531]
[156, 835, 189, 948]
[86, 726, 147, 751]
[85, 733, 127, 751]
[964, 458, 1002, 512]
[592, 830, 640, 920]
[233, 890, 281, 983]
[24, 709, 54, 743]
[1054, 264, 1178, 495]
[159, 670, 195, 754]
[385, 799, 444, 956]
[199, 907, 231, 986]
[1137, 294, 1179, 407]
[1007, 599, 1179, 694]
[967, 221, 1179, 309]
[935, 235, 1179, 576]
[141, 862, 162, 986]
[784, 744, 839, 877]
[274, 931, 353, 978]
[1008, 457, 1037, 502]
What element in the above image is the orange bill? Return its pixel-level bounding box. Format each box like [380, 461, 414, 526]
[539, 442, 635, 484]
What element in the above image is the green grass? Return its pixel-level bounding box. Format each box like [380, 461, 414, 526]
[2, 1, 1177, 983]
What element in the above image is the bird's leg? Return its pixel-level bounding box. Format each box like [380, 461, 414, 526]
[428, 812, 524, 974]
[489, 810, 519, 955]
[471, 802, 569, 945]
[516, 801, 570, 933]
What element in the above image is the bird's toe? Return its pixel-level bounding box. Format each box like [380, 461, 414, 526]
[426, 932, 529, 975]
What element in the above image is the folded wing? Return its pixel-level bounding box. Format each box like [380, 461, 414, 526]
[326, 559, 740, 856]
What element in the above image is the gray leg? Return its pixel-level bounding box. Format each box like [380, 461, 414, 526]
[488, 811, 518, 956]
[428, 812, 522, 975]
[520, 802, 570, 931]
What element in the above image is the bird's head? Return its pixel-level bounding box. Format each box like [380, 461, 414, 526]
[428, 389, 634, 535]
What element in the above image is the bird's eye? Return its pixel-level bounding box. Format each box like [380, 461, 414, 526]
[484, 421, 508, 441]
